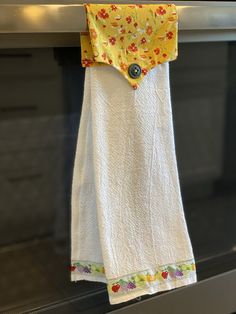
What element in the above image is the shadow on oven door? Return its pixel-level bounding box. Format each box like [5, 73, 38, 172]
[0, 42, 235, 313]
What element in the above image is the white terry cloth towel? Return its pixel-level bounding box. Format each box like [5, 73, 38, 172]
[71, 62, 197, 305]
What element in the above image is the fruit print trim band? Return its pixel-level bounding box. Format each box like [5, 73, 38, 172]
[107, 259, 196, 295]
[71, 259, 196, 295]
[70, 261, 105, 277]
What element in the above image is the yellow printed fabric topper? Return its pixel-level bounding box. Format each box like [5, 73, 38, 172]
[81, 4, 178, 89]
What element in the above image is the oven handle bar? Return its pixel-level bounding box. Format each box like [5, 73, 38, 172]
[0, 1, 236, 47]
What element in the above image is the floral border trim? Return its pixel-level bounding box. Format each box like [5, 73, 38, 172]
[71, 259, 196, 294]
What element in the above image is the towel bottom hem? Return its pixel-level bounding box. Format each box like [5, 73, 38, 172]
[71, 273, 107, 284]
[109, 273, 197, 304]
[71, 273, 197, 305]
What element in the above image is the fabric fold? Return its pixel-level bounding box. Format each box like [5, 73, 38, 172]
[81, 3, 178, 88]
[71, 62, 197, 304]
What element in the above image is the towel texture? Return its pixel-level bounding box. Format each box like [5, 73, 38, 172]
[71, 62, 197, 304]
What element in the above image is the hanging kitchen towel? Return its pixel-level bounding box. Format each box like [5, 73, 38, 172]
[71, 4, 197, 305]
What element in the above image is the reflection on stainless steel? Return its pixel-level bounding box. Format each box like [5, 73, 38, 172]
[0, 1, 236, 47]
[177, 4, 236, 30]
[0, 5, 86, 33]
